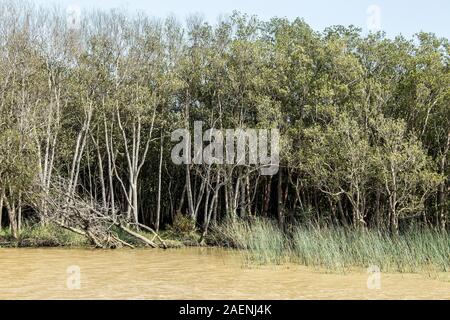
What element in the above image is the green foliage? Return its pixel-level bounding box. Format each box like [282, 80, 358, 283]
[163, 214, 199, 243]
[0, 3, 448, 250]
[170, 213, 196, 234]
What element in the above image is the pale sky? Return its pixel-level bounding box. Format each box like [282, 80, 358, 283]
[31, 0, 450, 39]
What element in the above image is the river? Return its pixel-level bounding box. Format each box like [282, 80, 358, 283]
[0, 247, 448, 299]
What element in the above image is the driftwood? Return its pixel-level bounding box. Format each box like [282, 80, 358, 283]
[44, 179, 166, 249]
[117, 223, 157, 248]
[133, 222, 167, 249]
[54, 220, 107, 248]
[54, 220, 86, 236]
[111, 234, 135, 249]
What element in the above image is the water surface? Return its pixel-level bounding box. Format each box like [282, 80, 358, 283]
[0, 248, 448, 299]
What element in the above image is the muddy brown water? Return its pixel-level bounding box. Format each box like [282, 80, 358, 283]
[0, 247, 448, 299]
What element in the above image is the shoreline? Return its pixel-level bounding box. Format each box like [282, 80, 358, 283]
[1, 227, 449, 277]
[1, 219, 449, 275]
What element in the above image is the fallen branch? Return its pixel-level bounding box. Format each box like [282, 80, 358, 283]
[53, 220, 86, 236]
[111, 234, 135, 249]
[134, 222, 167, 249]
[117, 223, 158, 248]
[45, 179, 166, 249]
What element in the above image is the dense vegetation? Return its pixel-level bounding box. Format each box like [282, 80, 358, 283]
[211, 218, 449, 272]
[0, 1, 449, 257]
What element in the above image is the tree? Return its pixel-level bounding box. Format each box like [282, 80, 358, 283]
[373, 117, 443, 235]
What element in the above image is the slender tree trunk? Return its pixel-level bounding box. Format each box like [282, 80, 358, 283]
[126, 183, 133, 220]
[93, 132, 106, 206]
[240, 174, 246, 218]
[224, 179, 229, 218]
[375, 187, 381, 228]
[212, 186, 219, 224]
[277, 167, 284, 228]
[35, 80, 60, 225]
[337, 196, 348, 227]
[132, 177, 139, 224]
[4, 196, 17, 239]
[177, 183, 186, 214]
[390, 210, 399, 237]
[201, 171, 220, 240]
[193, 167, 209, 220]
[0, 192, 3, 229]
[117, 107, 155, 227]
[203, 184, 211, 231]
[10, 207, 18, 239]
[233, 177, 241, 219]
[184, 91, 195, 222]
[69, 104, 92, 196]
[17, 194, 22, 232]
[155, 133, 164, 231]
[439, 132, 449, 231]
[389, 188, 399, 236]
[104, 119, 116, 217]
[263, 176, 272, 217]
[186, 164, 195, 220]
[245, 175, 251, 214]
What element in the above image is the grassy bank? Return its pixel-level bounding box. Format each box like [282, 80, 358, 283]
[0, 223, 190, 249]
[0, 225, 88, 247]
[209, 218, 450, 273]
[1, 219, 448, 273]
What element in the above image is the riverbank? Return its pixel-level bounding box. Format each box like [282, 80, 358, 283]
[0, 224, 190, 249]
[1, 219, 449, 274]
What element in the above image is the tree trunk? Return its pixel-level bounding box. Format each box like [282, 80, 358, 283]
[132, 179, 139, 224]
[177, 183, 186, 214]
[277, 167, 284, 228]
[233, 177, 240, 219]
[263, 176, 272, 217]
[375, 187, 381, 229]
[104, 120, 116, 218]
[0, 193, 3, 229]
[390, 211, 399, 237]
[240, 174, 246, 217]
[69, 103, 92, 196]
[438, 132, 449, 231]
[224, 179, 229, 218]
[337, 197, 348, 227]
[186, 164, 195, 221]
[5, 197, 18, 239]
[155, 133, 164, 231]
[17, 194, 22, 232]
[201, 171, 220, 241]
[94, 133, 107, 206]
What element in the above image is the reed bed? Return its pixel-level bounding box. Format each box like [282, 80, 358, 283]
[211, 218, 450, 272]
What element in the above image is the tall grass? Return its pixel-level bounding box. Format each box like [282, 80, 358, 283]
[211, 218, 450, 272]
[210, 218, 287, 264]
[292, 227, 449, 273]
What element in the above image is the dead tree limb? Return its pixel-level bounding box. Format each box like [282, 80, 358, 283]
[117, 223, 158, 248]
